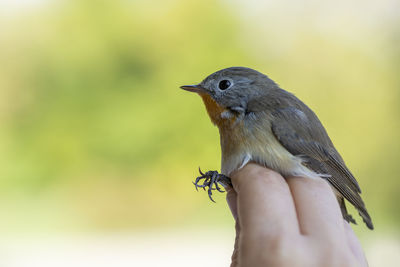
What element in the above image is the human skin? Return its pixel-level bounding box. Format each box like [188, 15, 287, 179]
[226, 163, 368, 267]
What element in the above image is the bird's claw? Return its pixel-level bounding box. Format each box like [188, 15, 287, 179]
[193, 169, 232, 202]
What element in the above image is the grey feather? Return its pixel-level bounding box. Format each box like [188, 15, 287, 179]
[268, 105, 373, 229]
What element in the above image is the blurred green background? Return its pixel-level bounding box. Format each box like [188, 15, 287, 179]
[0, 0, 399, 265]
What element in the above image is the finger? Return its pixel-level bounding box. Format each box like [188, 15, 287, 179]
[231, 163, 299, 239]
[226, 187, 240, 267]
[286, 177, 345, 239]
[230, 220, 240, 267]
[226, 186, 238, 221]
[344, 221, 368, 266]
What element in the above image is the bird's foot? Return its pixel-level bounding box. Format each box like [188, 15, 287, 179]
[193, 168, 232, 202]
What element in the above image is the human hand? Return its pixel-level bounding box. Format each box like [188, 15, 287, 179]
[226, 163, 368, 267]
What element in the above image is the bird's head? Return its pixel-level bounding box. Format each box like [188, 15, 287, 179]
[180, 67, 278, 126]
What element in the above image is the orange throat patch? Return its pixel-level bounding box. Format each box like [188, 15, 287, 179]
[199, 93, 234, 126]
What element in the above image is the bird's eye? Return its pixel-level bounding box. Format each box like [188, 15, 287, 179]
[218, 80, 231, 90]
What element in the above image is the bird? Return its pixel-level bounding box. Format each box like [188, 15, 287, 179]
[180, 66, 373, 230]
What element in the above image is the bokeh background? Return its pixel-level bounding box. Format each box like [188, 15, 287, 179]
[1, 0, 399, 266]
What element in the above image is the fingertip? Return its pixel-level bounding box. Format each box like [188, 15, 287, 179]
[229, 163, 299, 236]
[287, 175, 332, 192]
[287, 176, 345, 237]
[231, 163, 277, 178]
[231, 163, 286, 192]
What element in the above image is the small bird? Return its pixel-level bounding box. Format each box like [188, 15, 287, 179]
[180, 67, 373, 230]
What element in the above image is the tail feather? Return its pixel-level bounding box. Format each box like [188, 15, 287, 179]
[339, 196, 374, 230]
[339, 197, 357, 225]
[358, 208, 374, 230]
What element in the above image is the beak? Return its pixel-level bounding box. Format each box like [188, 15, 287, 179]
[180, 84, 205, 93]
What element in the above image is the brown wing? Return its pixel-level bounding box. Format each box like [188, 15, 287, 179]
[270, 107, 373, 229]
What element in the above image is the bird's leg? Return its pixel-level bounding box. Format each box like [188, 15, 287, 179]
[193, 168, 232, 202]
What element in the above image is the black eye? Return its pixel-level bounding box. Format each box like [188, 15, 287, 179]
[218, 80, 231, 90]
